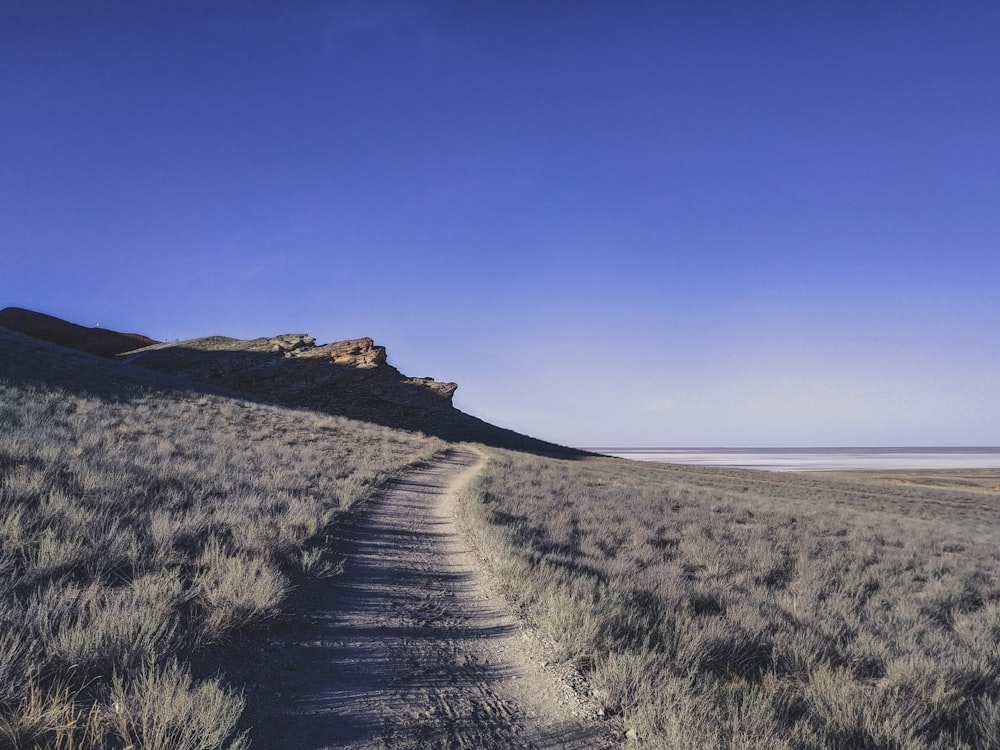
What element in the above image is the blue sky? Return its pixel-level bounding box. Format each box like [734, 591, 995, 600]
[3, 1, 999, 447]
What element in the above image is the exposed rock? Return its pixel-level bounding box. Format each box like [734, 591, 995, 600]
[268, 334, 315, 353]
[120, 332, 459, 411]
[296, 337, 388, 368]
[405, 377, 459, 401]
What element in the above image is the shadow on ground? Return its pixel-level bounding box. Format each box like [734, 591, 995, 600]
[221, 450, 611, 750]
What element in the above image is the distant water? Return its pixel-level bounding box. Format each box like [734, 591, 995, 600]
[590, 447, 1000, 472]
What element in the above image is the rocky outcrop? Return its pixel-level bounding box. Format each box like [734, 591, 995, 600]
[292, 337, 387, 367]
[121, 332, 459, 412]
[268, 334, 316, 354]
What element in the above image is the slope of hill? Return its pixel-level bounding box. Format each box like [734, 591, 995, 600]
[0, 306, 158, 357]
[0, 308, 583, 454]
[0, 324, 445, 749]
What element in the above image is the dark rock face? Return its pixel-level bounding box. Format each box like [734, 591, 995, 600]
[120, 333, 460, 413]
[0, 307, 158, 357]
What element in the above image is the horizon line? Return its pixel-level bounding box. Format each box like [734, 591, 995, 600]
[583, 446, 1000, 451]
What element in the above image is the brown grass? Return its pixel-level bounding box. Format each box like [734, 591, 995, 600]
[461, 450, 1000, 749]
[0, 377, 442, 747]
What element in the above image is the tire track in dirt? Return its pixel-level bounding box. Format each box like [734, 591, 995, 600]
[247, 446, 617, 749]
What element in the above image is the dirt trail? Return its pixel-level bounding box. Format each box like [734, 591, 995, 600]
[247, 446, 617, 749]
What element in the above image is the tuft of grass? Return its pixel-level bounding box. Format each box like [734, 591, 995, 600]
[0, 683, 104, 750]
[33, 573, 182, 680]
[0, 628, 37, 710]
[194, 539, 287, 643]
[109, 660, 249, 750]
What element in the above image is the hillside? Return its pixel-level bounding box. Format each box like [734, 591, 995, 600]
[0, 307, 158, 357]
[0, 327, 612, 750]
[0, 323, 447, 749]
[0, 308, 582, 454]
[0, 312, 594, 748]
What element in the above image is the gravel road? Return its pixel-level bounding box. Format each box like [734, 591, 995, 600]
[246, 446, 618, 749]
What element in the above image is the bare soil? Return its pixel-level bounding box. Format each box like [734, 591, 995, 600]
[241, 446, 618, 749]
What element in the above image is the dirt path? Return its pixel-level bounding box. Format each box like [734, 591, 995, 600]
[246, 446, 618, 749]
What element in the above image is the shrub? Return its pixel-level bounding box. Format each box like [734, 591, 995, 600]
[0, 683, 104, 750]
[108, 661, 248, 750]
[194, 538, 287, 642]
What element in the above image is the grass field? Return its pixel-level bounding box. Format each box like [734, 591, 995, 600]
[0, 374, 442, 749]
[462, 451, 1000, 749]
[7, 324, 1000, 749]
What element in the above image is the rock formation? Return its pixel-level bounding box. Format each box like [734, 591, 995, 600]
[119, 333, 459, 413]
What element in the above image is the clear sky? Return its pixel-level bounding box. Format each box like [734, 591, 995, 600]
[3, 2, 999, 447]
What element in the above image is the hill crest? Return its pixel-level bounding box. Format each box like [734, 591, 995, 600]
[0, 306, 158, 356]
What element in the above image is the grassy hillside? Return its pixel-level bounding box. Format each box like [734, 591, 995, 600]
[0, 306, 586, 454]
[0, 328, 442, 748]
[120, 333, 588, 454]
[462, 451, 1000, 749]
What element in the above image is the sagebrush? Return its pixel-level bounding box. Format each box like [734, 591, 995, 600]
[463, 451, 1000, 749]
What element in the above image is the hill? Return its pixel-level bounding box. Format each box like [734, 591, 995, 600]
[0, 306, 158, 357]
[0, 308, 582, 454]
[0, 322, 446, 749]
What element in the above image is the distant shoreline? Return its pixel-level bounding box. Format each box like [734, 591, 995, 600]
[586, 447, 1000, 472]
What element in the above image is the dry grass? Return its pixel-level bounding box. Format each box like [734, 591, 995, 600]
[0, 377, 442, 747]
[462, 451, 1000, 749]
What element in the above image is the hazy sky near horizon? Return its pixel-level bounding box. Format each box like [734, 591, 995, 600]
[3, 2, 999, 447]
